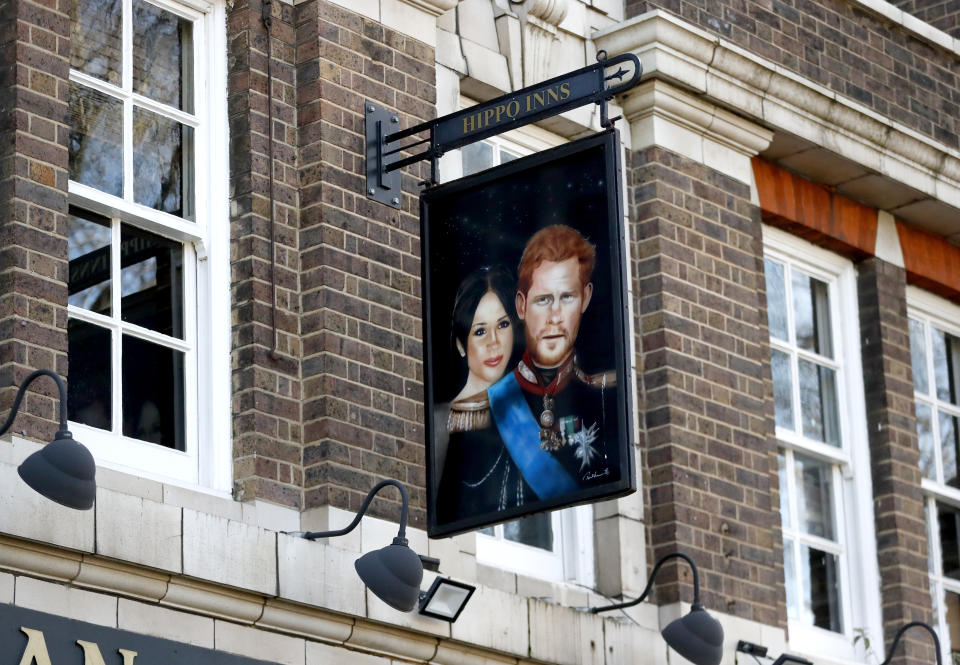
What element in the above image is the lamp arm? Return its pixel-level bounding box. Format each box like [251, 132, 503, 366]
[296, 479, 410, 543]
[880, 621, 942, 665]
[0, 369, 70, 437]
[591, 551, 700, 613]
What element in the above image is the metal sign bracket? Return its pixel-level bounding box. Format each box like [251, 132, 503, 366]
[364, 102, 403, 209]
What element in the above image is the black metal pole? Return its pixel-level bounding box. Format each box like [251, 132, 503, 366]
[591, 551, 702, 613]
[879, 621, 942, 665]
[295, 479, 410, 543]
[0, 369, 71, 438]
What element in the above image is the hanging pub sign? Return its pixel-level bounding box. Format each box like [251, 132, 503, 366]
[422, 129, 636, 538]
[1, 603, 276, 665]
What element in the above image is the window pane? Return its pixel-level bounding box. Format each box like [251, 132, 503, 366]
[71, 0, 122, 85]
[778, 451, 791, 530]
[939, 504, 960, 581]
[765, 258, 788, 341]
[133, 107, 194, 219]
[461, 142, 493, 176]
[917, 402, 936, 481]
[798, 359, 840, 446]
[941, 411, 960, 487]
[793, 271, 833, 358]
[795, 455, 835, 540]
[910, 318, 929, 395]
[70, 84, 123, 197]
[934, 328, 960, 406]
[122, 335, 184, 449]
[500, 149, 519, 164]
[68, 319, 112, 430]
[772, 349, 794, 431]
[68, 209, 112, 315]
[946, 590, 960, 659]
[800, 545, 843, 633]
[784, 538, 799, 623]
[120, 225, 184, 338]
[133, 0, 194, 112]
[503, 513, 553, 551]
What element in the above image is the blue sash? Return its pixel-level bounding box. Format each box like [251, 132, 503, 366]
[487, 373, 579, 500]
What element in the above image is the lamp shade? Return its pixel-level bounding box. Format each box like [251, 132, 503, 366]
[355, 538, 424, 612]
[662, 605, 724, 665]
[18, 433, 96, 510]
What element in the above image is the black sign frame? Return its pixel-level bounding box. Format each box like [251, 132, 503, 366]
[421, 129, 636, 538]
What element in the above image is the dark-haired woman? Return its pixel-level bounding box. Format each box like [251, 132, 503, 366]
[433, 267, 519, 494]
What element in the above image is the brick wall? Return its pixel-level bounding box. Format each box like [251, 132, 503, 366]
[0, 0, 71, 440]
[228, 0, 303, 507]
[894, 0, 960, 37]
[857, 258, 933, 665]
[627, 0, 960, 150]
[630, 147, 783, 624]
[296, 1, 434, 525]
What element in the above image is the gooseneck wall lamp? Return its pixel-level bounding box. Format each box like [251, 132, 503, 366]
[0, 369, 97, 510]
[879, 621, 942, 665]
[591, 552, 724, 665]
[289, 479, 424, 612]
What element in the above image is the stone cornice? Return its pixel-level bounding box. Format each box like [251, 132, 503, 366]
[593, 10, 960, 212]
[400, 0, 458, 17]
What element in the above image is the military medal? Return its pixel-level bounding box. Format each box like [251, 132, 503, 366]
[540, 395, 563, 450]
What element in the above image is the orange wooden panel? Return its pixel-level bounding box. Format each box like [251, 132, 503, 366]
[752, 158, 877, 257]
[896, 220, 960, 301]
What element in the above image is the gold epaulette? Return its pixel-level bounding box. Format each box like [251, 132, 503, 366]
[447, 391, 491, 432]
[576, 368, 617, 389]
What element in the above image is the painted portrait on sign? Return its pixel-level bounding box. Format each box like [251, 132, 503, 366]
[421, 131, 635, 538]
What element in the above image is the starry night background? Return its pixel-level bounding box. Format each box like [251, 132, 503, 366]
[421, 138, 624, 404]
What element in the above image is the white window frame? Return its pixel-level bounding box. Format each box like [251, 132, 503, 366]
[909, 286, 960, 662]
[67, 0, 230, 492]
[450, 113, 595, 585]
[764, 226, 881, 660]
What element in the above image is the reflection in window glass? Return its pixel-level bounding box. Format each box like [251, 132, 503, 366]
[122, 335, 184, 449]
[778, 452, 791, 530]
[765, 258, 788, 341]
[503, 513, 553, 551]
[917, 403, 936, 480]
[947, 590, 960, 664]
[772, 350, 794, 431]
[67, 319, 112, 430]
[800, 545, 842, 632]
[793, 272, 833, 358]
[939, 504, 960, 581]
[133, 0, 193, 112]
[798, 360, 840, 446]
[133, 107, 194, 219]
[70, 84, 123, 197]
[784, 538, 798, 622]
[119, 225, 184, 338]
[911, 318, 929, 395]
[461, 141, 494, 176]
[68, 210, 112, 314]
[941, 412, 960, 488]
[71, 0, 122, 85]
[934, 329, 960, 406]
[796, 455, 834, 540]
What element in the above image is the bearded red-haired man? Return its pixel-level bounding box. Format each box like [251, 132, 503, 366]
[437, 225, 618, 527]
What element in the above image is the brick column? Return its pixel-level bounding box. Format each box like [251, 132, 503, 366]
[630, 146, 783, 626]
[858, 257, 933, 665]
[0, 0, 71, 441]
[297, 1, 437, 526]
[228, 0, 303, 507]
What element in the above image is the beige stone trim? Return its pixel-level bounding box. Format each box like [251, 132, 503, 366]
[622, 78, 773, 184]
[594, 10, 960, 210]
[875, 210, 905, 268]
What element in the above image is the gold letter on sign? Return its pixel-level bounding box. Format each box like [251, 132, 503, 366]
[18, 628, 53, 665]
[119, 649, 139, 665]
[77, 640, 108, 665]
